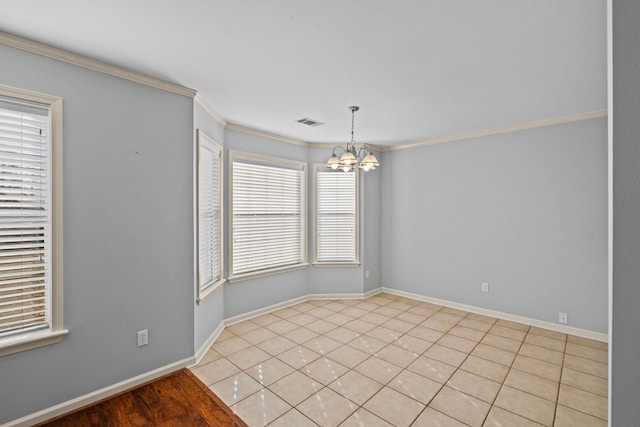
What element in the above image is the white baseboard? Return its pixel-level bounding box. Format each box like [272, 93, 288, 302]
[193, 321, 226, 366]
[306, 292, 370, 300]
[14, 285, 606, 426]
[381, 287, 608, 343]
[223, 286, 606, 346]
[5, 356, 195, 427]
[364, 287, 383, 298]
[224, 290, 382, 326]
[224, 295, 310, 326]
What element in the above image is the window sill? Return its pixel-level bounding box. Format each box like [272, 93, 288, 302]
[312, 262, 361, 268]
[228, 263, 309, 283]
[0, 328, 69, 357]
[197, 278, 226, 304]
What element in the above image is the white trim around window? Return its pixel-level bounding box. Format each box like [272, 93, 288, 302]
[0, 84, 67, 356]
[312, 163, 360, 266]
[196, 130, 225, 303]
[228, 151, 308, 282]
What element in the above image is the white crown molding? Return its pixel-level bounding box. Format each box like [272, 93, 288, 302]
[1, 33, 606, 152]
[226, 110, 607, 153]
[309, 141, 387, 153]
[0, 31, 196, 98]
[226, 122, 311, 147]
[384, 109, 609, 152]
[225, 123, 388, 152]
[307, 141, 344, 149]
[194, 93, 226, 127]
[5, 356, 195, 427]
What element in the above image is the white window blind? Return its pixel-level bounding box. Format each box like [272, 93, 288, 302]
[197, 130, 222, 297]
[231, 153, 306, 277]
[0, 97, 50, 337]
[315, 168, 358, 263]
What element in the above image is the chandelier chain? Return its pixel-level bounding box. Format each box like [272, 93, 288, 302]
[351, 107, 355, 145]
[325, 105, 379, 172]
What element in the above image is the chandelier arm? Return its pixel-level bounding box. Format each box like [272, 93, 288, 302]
[326, 106, 379, 172]
[332, 146, 345, 156]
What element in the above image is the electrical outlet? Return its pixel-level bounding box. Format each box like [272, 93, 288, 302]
[559, 312, 568, 325]
[137, 329, 148, 347]
[365, 269, 370, 279]
[481, 282, 489, 293]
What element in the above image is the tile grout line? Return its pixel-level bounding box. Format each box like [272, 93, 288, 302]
[320, 296, 438, 426]
[551, 334, 569, 426]
[411, 311, 484, 425]
[267, 298, 387, 426]
[299, 296, 447, 426]
[481, 323, 534, 426]
[342, 301, 450, 426]
[255, 299, 504, 425]
[198, 295, 607, 427]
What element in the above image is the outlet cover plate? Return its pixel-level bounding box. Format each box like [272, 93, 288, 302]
[137, 329, 148, 347]
[558, 313, 568, 325]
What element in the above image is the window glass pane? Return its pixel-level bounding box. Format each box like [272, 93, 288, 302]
[0, 97, 50, 337]
[315, 168, 357, 263]
[197, 131, 222, 293]
[231, 153, 305, 276]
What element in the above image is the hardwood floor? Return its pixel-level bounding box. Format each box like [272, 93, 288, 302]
[37, 369, 248, 427]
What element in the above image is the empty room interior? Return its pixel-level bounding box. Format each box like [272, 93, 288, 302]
[1, 1, 639, 426]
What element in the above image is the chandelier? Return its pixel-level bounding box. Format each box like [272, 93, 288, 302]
[325, 106, 380, 172]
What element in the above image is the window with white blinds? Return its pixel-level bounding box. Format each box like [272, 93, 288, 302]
[196, 130, 223, 301]
[314, 166, 359, 264]
[230, 151, 307, 280]
[0, 86, 65, 356]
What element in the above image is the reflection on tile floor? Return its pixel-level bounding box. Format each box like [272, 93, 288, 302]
[191, 294, 608, 427]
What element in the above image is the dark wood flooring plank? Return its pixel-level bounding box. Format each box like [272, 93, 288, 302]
[82, 399, 119, 427]
[149, 375, 211, 426]
[183, 369, 249, 427]
[130, 378, 180, 427]
[42, 410, 89, 427]
[107, 389, 154, 426]
[172, 370, 241, 427]
[36, 369, 243, 427]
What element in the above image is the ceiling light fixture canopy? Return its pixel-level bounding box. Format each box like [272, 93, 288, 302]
[326, 106, 380, 172]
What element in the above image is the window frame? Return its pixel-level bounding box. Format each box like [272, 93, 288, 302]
[312, 163, 360, 267]
[0, 84, 66, 356]
[228, 150, 308, 282]
[196, 129, 224, 303]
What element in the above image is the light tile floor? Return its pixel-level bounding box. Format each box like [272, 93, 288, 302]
[191, 293, 608, 427]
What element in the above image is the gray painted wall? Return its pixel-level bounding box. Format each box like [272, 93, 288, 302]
[0, 27, 612, 424]
[307, 147, 366, 296]
[222, 130, 310, 318]
[612, 0, 640, 424]
[220, 136, 384, 317]
[362, 161, 382, 292]
[381, 119, 608, 333]
[0, 45, 195, 423]
[193, 103, 226, 353]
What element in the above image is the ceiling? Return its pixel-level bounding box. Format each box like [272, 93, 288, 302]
[0, 0, 607, 146]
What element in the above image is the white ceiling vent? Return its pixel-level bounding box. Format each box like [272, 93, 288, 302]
[297, 117, 324, 127]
